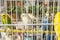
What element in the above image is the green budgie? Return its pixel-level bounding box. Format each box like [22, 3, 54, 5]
[1, 13, 12, 29]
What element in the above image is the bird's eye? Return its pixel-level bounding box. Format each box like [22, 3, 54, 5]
[3, 15, 5, 16]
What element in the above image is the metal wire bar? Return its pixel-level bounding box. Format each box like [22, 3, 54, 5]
[36, 0, 39, 40]
[32, 0, 34, 40]
[41, 0, 44, 40]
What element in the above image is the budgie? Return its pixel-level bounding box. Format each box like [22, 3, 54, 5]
[54, 12, 60, 40]
[21, 13, 36, 40]
[1, 32, 11, 40]
[21, 13, 36, 29]
[0, 7, 12, 40]
[1, 13, 12, 29]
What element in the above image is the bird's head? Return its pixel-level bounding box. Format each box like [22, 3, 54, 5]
[21, 13, 27, 18]
[1, 13, 6, 18]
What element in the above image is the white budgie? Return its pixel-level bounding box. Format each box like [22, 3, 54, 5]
[21, 13, 36, 29]
[1, 32, 11, 40]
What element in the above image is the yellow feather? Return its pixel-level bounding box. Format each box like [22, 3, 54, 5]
[54, 12, 60, 40]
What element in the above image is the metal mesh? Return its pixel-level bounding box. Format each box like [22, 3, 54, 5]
[0, 0, 59, 40]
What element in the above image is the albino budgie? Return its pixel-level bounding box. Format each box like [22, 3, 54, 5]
[21, 13, 36, 29]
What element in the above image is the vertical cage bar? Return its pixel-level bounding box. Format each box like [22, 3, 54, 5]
[41, 0, 44, 40]
[51, 0, 55, 40]
[10, 0, 13, 40]
[32, 0, 34, 40]
[57, 0, 59, 12]
[0, 0, 2, 40]
[36, 0, 39, 40]
[15, 0, 18, 24]
[25, 0, 29, 40]
[21, 0, 23, 40]
[4, 0, 8, 40]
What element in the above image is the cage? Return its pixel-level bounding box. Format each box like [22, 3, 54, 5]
[0, 0, 59, 40]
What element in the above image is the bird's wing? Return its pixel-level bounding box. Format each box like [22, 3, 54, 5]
[28, 13, 36, 20]
[6, 14, 12, 28]
[7, 15, 12, 24]
[54, 12, 60, 40]
[54, 12, 60, 35]
[2, 18, 6, 24]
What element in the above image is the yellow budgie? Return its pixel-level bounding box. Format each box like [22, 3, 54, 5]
[54, 12, 60, 40]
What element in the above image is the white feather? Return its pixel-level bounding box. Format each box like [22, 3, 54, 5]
[21, 13, 36, 29]
[1, 28, 11, 40]
[1, 32, 11, 40]
[28, 13, 36, 20]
